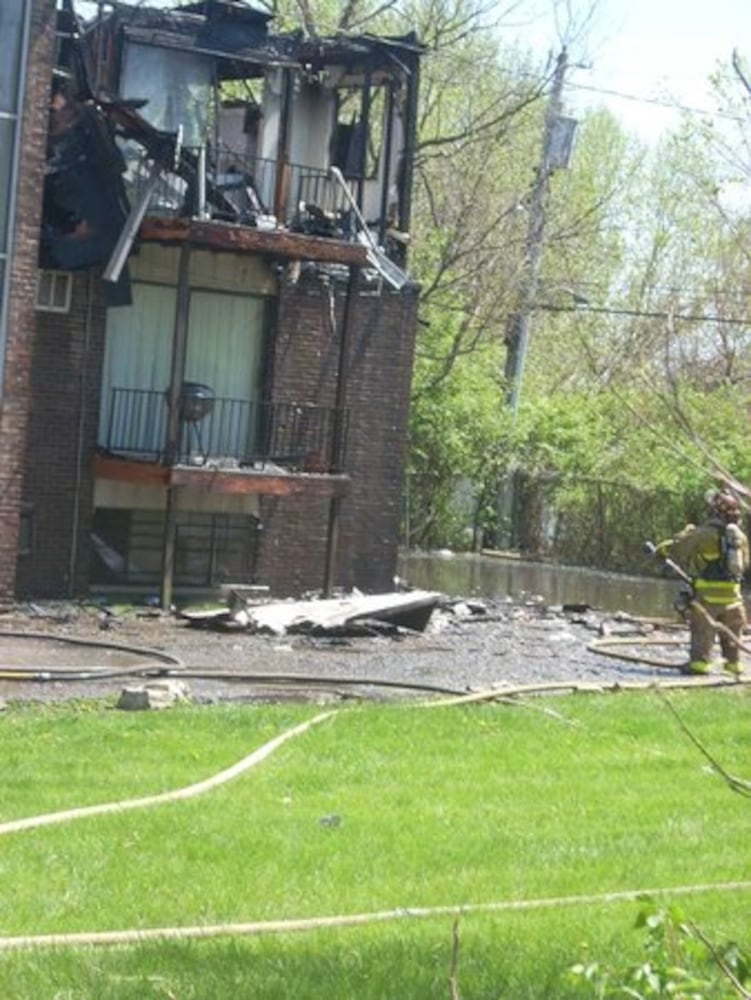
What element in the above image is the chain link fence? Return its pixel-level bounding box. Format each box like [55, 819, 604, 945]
[509, 472, 703, 574]
[403, 471, 708, 576]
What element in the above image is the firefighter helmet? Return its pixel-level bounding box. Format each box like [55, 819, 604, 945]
[709, 489, 741, 522]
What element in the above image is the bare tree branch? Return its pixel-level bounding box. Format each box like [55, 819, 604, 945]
[658, 690, 751, 798]
[293, 0, 316, 35]
[416, 85, 545, 157]
[688, 922, 751, 1000]
[731, 48, 751, 98]
[345, 0, 402, 32]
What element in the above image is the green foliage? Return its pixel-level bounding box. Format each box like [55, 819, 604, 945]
[513, 391, 612, 478]
[568, 900, 751, 999]
[408, 331, 511, 547]
[398, 5, 751, 559]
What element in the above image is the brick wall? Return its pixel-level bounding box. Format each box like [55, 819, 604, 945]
[342, 286, 420, 592]
[0, 0, 56, 601]
[16, 259, 419, 601]
[16, 273, 107, 597]
[256, 269, 419, 595]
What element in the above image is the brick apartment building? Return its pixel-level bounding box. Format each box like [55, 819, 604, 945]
[0, 0, 423, 604]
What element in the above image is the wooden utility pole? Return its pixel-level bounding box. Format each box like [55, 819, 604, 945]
[503, 48, 569, 411]
[500, 49, 572, 548]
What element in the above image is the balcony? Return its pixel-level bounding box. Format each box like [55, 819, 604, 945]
[101, 386, 349, 474]
[127, 144, 358, 236]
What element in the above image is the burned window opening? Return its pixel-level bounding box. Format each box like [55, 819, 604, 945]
[91, 508, 261, 588]
[43, 0, 423, 283]
[332, 85, 386, 184]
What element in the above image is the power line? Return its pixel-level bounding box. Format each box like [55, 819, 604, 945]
[541, 280, 751, 304]
[537, 302, 751, 326]
[539, 275, 751, 306]
[565, 81, 747, 125]
[514, 66, 748, 125]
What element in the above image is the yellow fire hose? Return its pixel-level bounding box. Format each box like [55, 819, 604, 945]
[0, 703, 749, 953]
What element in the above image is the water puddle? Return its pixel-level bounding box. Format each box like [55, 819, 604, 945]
[397, 551, 679, 619]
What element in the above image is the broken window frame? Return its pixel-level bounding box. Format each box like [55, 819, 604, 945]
[80, 4, 421, 249]
[332, 84, 387, 182]
[90, 507, 261, 587]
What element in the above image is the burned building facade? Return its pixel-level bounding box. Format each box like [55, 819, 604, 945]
[1, 0, 423, 603]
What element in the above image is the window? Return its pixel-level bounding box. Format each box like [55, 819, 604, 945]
[99, 281, 267, 460]
[332, 86, 386, 180]
[120, 43, 212, 145]
[91, 508, 260, 587]
[36, 270, 72, 312]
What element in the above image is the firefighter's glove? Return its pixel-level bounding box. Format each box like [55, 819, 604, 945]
[654, 540, 672, 560]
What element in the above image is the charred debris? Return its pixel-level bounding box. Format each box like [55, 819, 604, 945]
[180, 588, 444, 635]
[45, 0, 423, 304]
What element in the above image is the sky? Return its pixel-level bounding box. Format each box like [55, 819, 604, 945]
[504, 0, 751, 142]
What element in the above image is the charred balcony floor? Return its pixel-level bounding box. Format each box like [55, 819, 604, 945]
[139, 216, 370, 269]
[93, 453, 350, 498]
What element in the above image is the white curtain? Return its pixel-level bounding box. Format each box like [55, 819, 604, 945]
[99, 283, 175, 454]
[100, 284, 266, 459]
[185, 290, 264, 399]
[185, 290, 266, 458]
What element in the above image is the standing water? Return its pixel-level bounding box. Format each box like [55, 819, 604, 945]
[397, 551, 680, 619]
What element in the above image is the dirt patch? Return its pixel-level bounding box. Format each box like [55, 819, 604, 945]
[0, 596, 718, 707]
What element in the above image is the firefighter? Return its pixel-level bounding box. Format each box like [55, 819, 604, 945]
[656, 490, 749, 676]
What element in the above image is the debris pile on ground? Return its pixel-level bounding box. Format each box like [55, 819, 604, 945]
[0, 592, 743, 705]
[180, 589, 442, 635]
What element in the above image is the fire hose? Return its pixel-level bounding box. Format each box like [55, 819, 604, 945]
[0, 699, 749, 954]
[0, 614, 748, 950]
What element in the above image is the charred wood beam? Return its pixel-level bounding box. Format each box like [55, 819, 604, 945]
[274, 68, 294, 220]
[378, 80, 395, 246]
[398, 51, 420, 240]
[356, 70, 372, 208]
[105, 104, 239, 220]
[139, 217, 370, 267]
[92, 455, 350, 498]
[168, 467, 350, 497]
[104, 103, 178, 168]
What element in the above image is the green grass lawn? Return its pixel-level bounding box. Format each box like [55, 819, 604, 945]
[0, 689, 749, 998]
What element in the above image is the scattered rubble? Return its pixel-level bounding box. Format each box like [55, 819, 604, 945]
[0, 591, 718, 705]
[116, 679, 191, 711]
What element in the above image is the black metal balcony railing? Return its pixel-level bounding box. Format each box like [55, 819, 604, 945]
[125, 144, 355, 232]
[103, 387, 349, 473]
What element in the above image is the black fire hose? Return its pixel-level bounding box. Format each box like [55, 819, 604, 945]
[0, 629, 183, 682]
